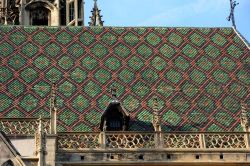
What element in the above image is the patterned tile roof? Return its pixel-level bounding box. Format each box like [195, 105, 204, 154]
[0, 26, 249, 132]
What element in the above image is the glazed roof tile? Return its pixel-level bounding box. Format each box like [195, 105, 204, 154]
[0, 26, 249, 132]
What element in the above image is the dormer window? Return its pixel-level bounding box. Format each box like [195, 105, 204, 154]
[110, 120, 122, 129]
[100, 102, 130, 131]
[100, 87, 130, 131]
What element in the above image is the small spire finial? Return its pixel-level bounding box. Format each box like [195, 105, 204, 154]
[153, 96, 159, 112]
[111, 85, 118, 102]
[241, 102, 249, 131]
[93, 0, 97, 8]
[38, 115, 43, 133]
[35, 116, 46, 163]
[152, 96, 161, 132]
[50, 83, 57, 134]
[50, 83, 56, 109]
[227, 0, 239, 28]
[89, 0, 104, 26]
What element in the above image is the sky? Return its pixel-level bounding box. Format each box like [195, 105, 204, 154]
[84, 0, 250, 42]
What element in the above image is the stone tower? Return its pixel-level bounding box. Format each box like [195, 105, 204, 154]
[0, 0, 19, 25]
[0, 0, 84, 26]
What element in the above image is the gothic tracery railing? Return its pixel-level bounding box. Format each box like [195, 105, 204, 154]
[205, 133, 246, 148]
[0, 118, 50, 135]
[0, 119, 248, 151]
[163, 133, 200, 148]
[56, 132, 249, 151]
[57, 132, 100, 150]
[105, 132, 155, 149]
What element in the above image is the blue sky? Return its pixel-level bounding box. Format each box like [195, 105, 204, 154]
[84, 0, 250, 42]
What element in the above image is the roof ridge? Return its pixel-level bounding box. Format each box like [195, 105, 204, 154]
[233, 27, 250, 50]
[0, 25, 233, 29]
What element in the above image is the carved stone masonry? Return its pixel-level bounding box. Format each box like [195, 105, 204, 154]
[152, 97, 161, 132]
[35, 117, 46, 166]
[50, 83, 57, 134]
[241, 103, 249, 132]
[89, 0, 103, 26]
[111, 85, 118, 103]
[0, 0, 19, 25]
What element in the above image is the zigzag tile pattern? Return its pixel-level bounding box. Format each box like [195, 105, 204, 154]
[0, 26, 249, 132]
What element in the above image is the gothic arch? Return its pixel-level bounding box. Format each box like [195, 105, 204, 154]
[1, 160, 14, 166]
[25, 1, 54, 26]
[25, 0, 54, 11]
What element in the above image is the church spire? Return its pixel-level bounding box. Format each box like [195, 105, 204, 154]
[89, 0, 104, 26]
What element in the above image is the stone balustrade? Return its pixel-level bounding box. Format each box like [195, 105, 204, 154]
[0, 118, 249, 152]
[0, 118, 50, 135]
[57, 131, 249, 152]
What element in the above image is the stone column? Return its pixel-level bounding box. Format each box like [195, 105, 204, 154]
[82, 0, 84, 26]
[66, 0, 69, 24]
[199, 134, 206, 149]
[45, 135, 57, 166]
[74, 0, 78, 25]
[99, 132, 106, 149]
[51, 0, 60, 26]
[35, 117, 46, 166]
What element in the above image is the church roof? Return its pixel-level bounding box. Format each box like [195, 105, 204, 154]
[0, 26, 249, 132]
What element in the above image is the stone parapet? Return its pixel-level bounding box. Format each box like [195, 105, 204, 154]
[56, 131, 249, 152]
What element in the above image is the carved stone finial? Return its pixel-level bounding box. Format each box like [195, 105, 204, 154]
[50, 83, 57, 134]
[241, 102, 249, 131]
[50, 83, 56, 109]
[152, 96, 161, 132]
[227, 0, 239, 28]
[111, 85, 119, 103]
[35, 116, 46, 165]
[89, 0, 104, 26]
[153, 97, 159, 112]
[38, 116, 44, 134]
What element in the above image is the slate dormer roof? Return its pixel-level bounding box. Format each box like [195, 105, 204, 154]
[0, 26, 249, 132]
[100, 101, 130, 131]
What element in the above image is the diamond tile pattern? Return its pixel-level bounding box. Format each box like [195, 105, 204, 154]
[0, 26, 249, 132]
